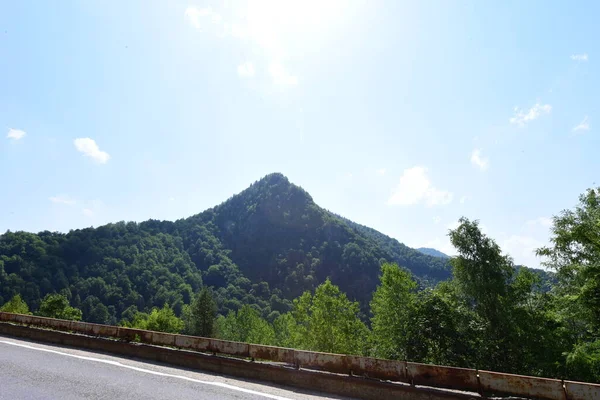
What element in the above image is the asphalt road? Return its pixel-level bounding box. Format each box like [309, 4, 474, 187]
[0, 335, 351, 400]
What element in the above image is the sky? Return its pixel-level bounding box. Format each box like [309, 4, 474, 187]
[1, 1, 598, 269]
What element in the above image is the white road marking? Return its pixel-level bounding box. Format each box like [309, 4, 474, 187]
[0, 340, 294, 400]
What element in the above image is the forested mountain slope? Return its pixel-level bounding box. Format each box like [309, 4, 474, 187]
[417, 247, 450, 258]
[1, 173, 457, 323]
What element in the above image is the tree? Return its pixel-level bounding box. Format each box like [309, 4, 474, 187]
[215, 304, 275, 345]
[127, 304, 184, 334]
[38, 293, 82, 321]
[0, 294, 31, 314]
[566, 340, 600, 383]
[449, 218, 514, 324]
[370, 263, 417, 359]
[185, 287, 217, 337]
[286, 279, 369, 354]
[538, 188, 600, 335]
[405, 288, 469, 366]
[537, 188, 600, 382]
[447, 218, 566, 375]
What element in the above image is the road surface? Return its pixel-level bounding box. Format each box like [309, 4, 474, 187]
[0, 334, 352, 400]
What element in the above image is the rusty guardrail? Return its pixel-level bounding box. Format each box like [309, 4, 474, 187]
[1, 312, 598, 400]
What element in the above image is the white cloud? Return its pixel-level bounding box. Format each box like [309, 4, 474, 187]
[470, 149, 489, 171]
[376, 168, 387, 176]
[82, 208, 94, 217]
[433, 216, 441, 224]
[185, 7, 222, 29]
[387, 166, 453, 207]
[510, 103, 552, 126]
[571, 53, 588, 62]
[459, 195, 469, 204]
[49, 195, 76, 206]
[526, 216, 553, 228]
[74, 138, 110, 164]
[7, 128, 26, 141]
[237, 62, 255, 78]
[572, 116, 590, 133]
[269, 61, 298, 86]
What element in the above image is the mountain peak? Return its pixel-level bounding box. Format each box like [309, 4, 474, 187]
[246, 173, 313, 204]
[257, 172, 289, 185]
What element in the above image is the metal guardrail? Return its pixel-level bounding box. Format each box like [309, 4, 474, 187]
[1, 312, 598, 400]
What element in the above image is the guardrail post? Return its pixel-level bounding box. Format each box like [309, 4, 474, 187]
[562, 379, 569, 400]
[476, 369, 484, 398]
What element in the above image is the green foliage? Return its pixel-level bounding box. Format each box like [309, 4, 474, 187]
[0, 294, 31, 314]
[38, 293, 82, 321]
[449, 218, 514, 322]
[370, 263, 417, 359]
[277, 279, 369, 355]
[126, 304, 184, 334]
[215, 305, 275, 345]
[184, 287, 217, 337]
[538, 188, 600, 335]
[566, 340, 600, 383]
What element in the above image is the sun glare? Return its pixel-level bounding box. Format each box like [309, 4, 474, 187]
[241, 0, 346, 55]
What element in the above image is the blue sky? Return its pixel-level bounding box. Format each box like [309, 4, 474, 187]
[1, 1, 598, 269]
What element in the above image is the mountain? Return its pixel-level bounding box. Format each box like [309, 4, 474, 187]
[0, 173, 450, 323]
[417, 247, 450, 259]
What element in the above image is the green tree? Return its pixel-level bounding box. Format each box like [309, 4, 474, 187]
[215, 304, 275, 345]
[289, 279, 368, 354]
[537, 188, 600, 382]
[128, 304, 184, 334]
[566, 340, 600, 383]
[447, 218, 567, 375]
[538, 188, 600, 335]
[370, 263, 417, 359]
[272, 312, 299, 348]
[185, 287, 217, 337]
[38, 293, 82, 321]
[405, 287, 470, 366]
[449, 218, 513, 323]
[0, 294, 31, 314]
[448, 218, 516, 369]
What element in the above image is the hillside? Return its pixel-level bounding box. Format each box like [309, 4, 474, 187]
[417, 247, 450, 258]
[0, 173, 450, 323]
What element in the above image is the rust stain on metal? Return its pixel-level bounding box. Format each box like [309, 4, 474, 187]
[209, 339, 249, 358]
[151, 332, 176, 347]
[189, 336, 212, 352]
[294, 350, 348, 375]
[249, 344, 295, 364]
[479, 370, 564, 400]
[347, 356, 408, 382]
[116, 327, 143, 342]
[174, 334, 211, 352]
[174, 335, 194, 349]
[97, 325, 118, 337]
[407, 362, 478, 392]
[564, 380, 600, 400]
